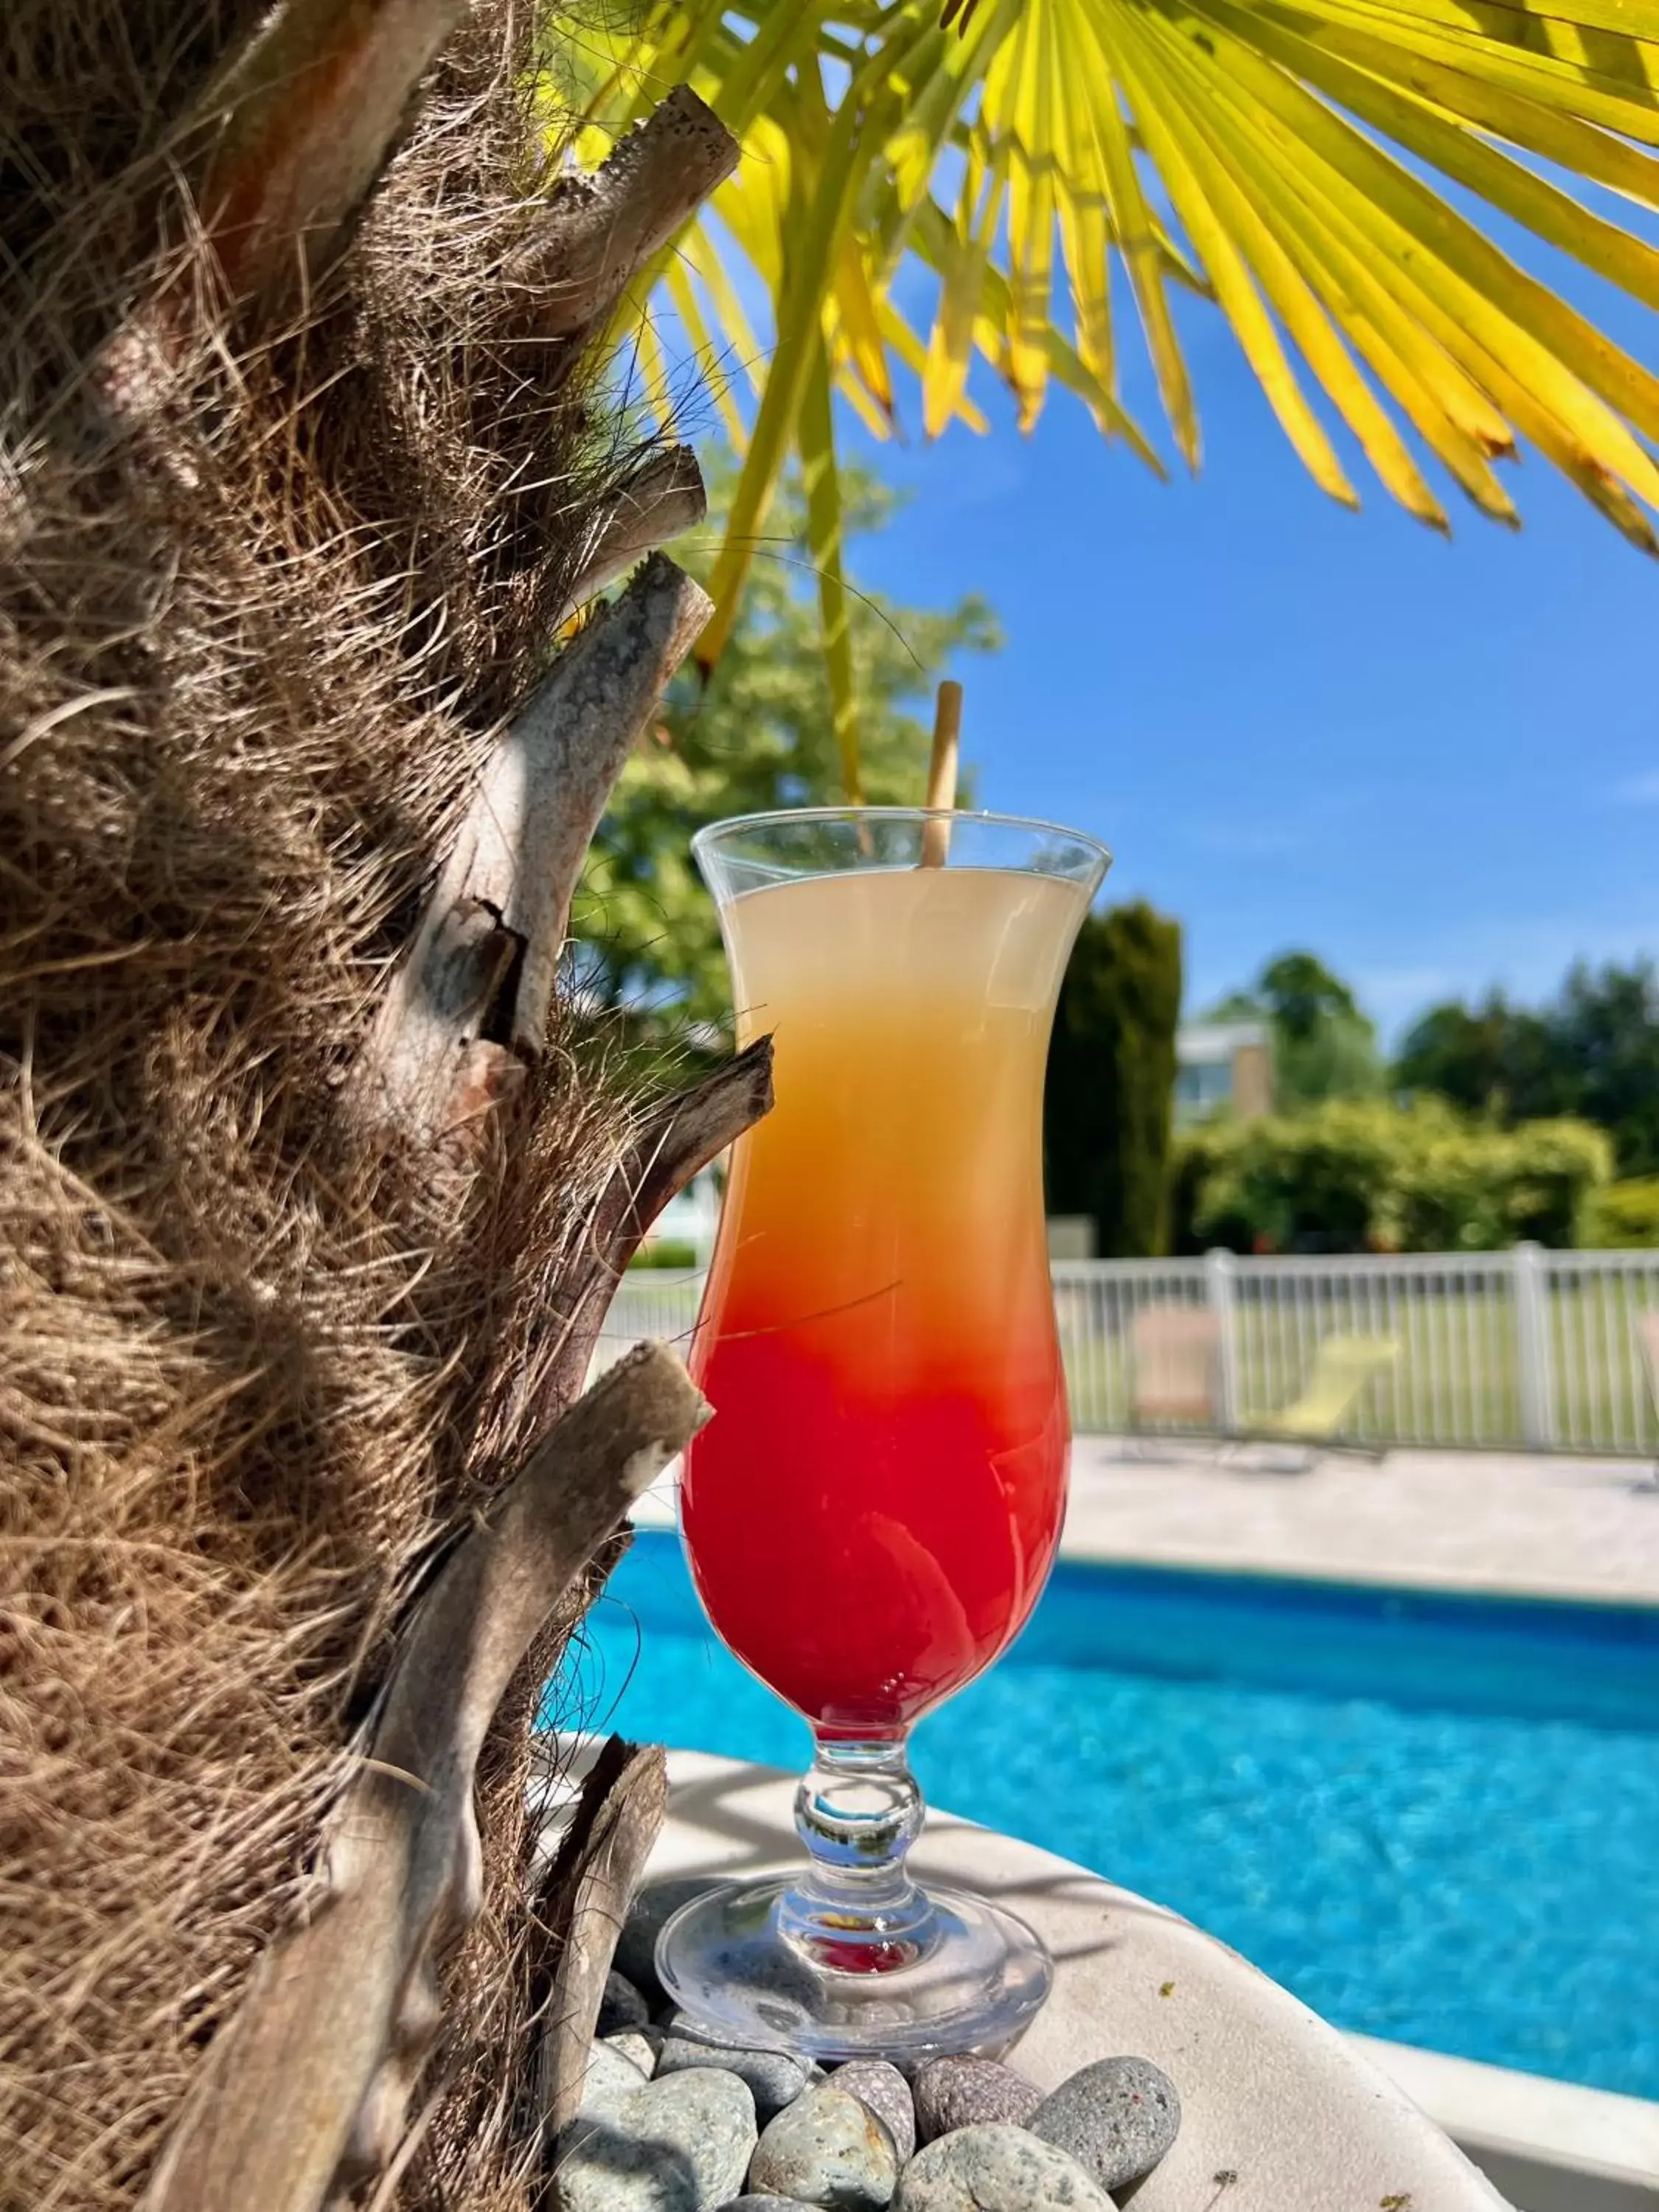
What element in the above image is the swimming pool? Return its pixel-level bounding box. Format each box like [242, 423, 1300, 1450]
[550, 1528, 1659, 2100]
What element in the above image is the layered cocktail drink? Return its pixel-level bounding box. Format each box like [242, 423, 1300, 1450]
[658, 810, 1108, 2058]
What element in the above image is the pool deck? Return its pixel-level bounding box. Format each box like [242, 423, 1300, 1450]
[1064, 1436, 1659, 1604]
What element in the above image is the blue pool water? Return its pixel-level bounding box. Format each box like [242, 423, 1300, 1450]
[550, 1531, 1659, 2099]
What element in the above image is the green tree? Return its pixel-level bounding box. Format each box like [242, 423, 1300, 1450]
[1397, 959, 1659, 1174]
[574, 453, 998, 1025]
[1557, 961, 1659, 1173]
[1391, 993, 1555, 1119]
[1045, 902, 1183, 1257]
[1208, 950, 1382, 1111]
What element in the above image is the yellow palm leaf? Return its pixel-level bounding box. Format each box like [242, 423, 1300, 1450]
[1162, 51, 1520, 518]
[697, 57, 898, 672]
[1227, 10, 1659, 312]
[922, 132, 1008, 435]
[679, 227, 768, 396]
[833, 235, 897, 417]
[665, 264, 750, 451]
[800, 336, 864, 801]
[992, 0, 1060, 423]
[883, 296, 991, 430]
[1106, 17, 1362, 502]
[1184, 0, 1659, 433]
[885, 0, 1020, 225]
[1060, 0, 1200, 459]
[1155, 0, 1659, 501]
[1157, 11, 1659, 538]
[911, 195, 1166, 459]
[552, 0, 1659, 785]
[1121, 10, 1447, 523]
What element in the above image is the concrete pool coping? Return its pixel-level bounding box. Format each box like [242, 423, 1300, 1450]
[1352, 2037, 1659, 2212]
[563, 1746, 1659, 2212]
[624, 1747, 1511, 2212]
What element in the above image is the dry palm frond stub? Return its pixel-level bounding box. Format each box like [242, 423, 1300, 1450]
[532, 1733, 672, 2137]
[1, 4, 748, 2208]
[144, 1348, 709, 2212]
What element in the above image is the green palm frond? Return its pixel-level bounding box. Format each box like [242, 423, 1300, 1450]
[554, 0, 1659, 782]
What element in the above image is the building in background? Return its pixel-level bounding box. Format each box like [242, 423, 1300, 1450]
[1175, 1020, 1273, 1127]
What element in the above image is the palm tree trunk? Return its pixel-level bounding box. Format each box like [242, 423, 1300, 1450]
[0, 5, 749, 2204]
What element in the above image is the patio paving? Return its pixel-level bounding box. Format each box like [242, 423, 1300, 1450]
[1062, 1436, 1659, 1604]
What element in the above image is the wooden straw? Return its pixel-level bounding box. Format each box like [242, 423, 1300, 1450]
[920, 679, 962, 867]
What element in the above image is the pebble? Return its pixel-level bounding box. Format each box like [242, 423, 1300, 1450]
[577, 2037, 652, 2113]
[557, 2067, 757, 2212]
[614, 1877, 717, 2003]
[603, 2029, 661, 2079]
[829, 2062, 915, 2164]
[598, 1969, 653, 2035]
[748, 2084, 900, 2211]
[893, 2125, 1114, 2212]
[714, 2200, 818, 2211]
[658, 2019, 818, 2124]
[911, 2056, 1043, 2145]
[1029, 2056, 1181, 2195]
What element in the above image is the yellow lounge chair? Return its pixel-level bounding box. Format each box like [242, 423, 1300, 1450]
[1239, 1333, 1399, 1464]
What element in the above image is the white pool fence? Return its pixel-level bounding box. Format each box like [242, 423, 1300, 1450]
[597, 1245, 1659, 1456]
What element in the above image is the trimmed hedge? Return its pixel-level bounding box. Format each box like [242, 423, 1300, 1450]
[1045, 902, 1183, 1258]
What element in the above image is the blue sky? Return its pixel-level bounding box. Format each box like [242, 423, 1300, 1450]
[826, 263, 1659, 1045]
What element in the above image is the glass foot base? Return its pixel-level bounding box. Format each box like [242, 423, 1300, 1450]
[655, 1876, 1053, 2062]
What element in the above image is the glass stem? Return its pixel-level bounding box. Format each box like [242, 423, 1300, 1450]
[780, 1734, 937, 1971]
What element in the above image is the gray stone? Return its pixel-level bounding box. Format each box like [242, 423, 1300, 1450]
[1029, 2056, 1181, 2195]
[614, 1877, 717, 2002]
[577, 2037, 653, 2114]
[658, 2020, 818, 2124]
[714, 2200, 817, 2211]
[598, 1969, 653, 2036]
[557, 2067, 757, 2212]
[748, 2085, 900, 2211]
[911, 2056, 1042, 2145]
[893, 2125, 1115, 2212]
[828, 2062, 915, 2164]
[603, 2029, 662, 2079]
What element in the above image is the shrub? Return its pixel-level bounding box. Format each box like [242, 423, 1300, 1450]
[1175, 1098, 1611, 1253]
[1583, 1177, 1659, 1248]
[1183, 1099, 1404, 1253]
[629, 1237, 701, 1270]
[1389, 1116, 1612, 1251]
